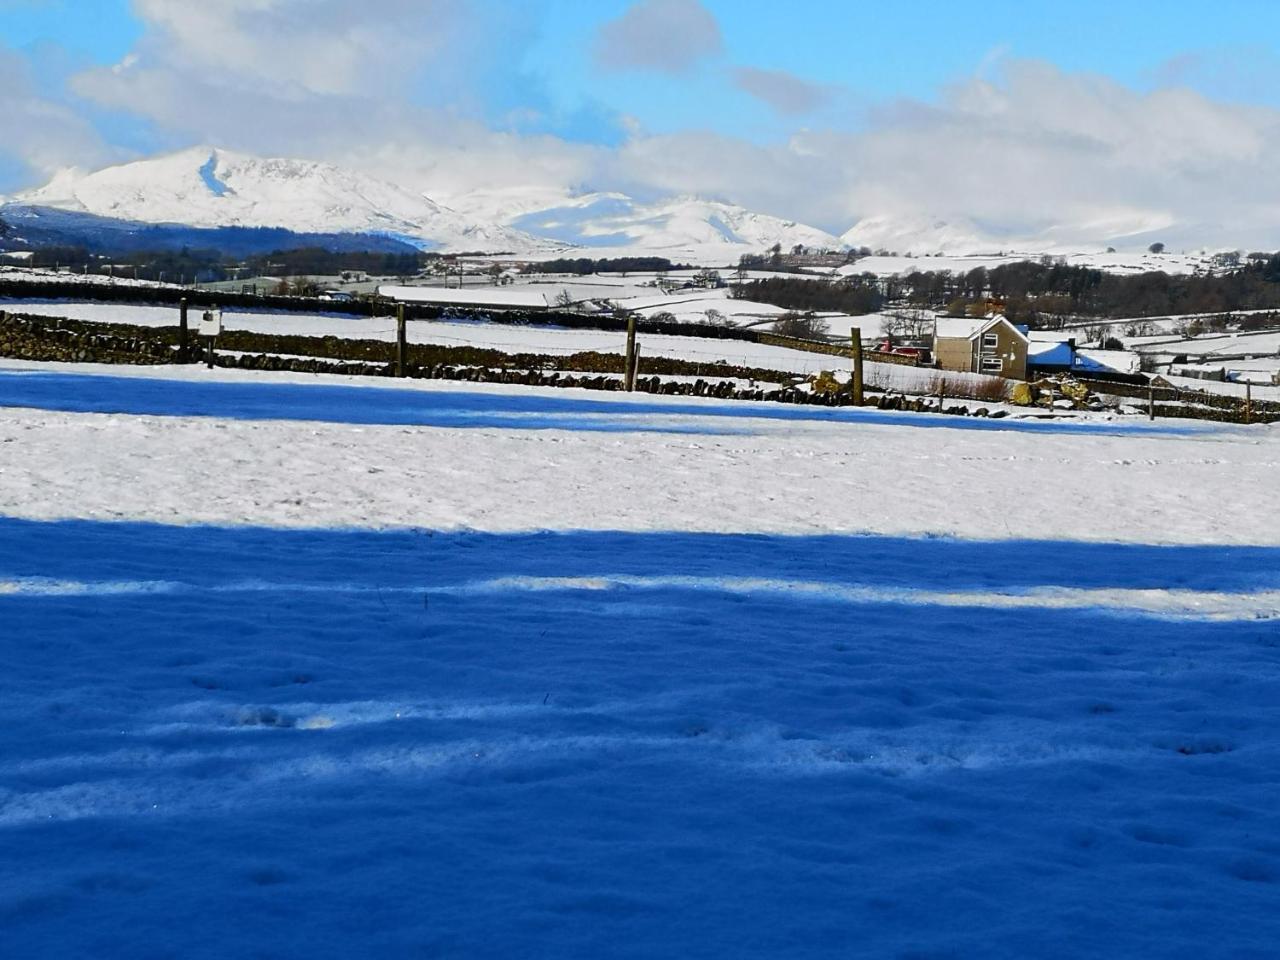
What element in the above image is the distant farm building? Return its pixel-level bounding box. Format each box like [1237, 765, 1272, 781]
[1026, 331, 1076, 373]
[934, 315, 1029, 380]
[1028, 331, 1142, 379]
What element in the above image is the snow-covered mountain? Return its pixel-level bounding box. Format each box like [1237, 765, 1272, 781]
[505, 192, 845, 254]
[12, 147, 556, 255]
[841, 214, 1007, 256]
[841, 209, 1204, 258]
[8, 148, 847, 262]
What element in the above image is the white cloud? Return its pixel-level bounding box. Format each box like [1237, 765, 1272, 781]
[826, 60, 1280, 249]
[0, 48, 117, 187]
[126, 0, 462, 97]
[12, 0, 1280, 254]
[730, 66, 830, 116]
[592, 0, 722, 74]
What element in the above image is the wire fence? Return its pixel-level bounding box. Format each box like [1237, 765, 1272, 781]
[1078, 377, 1280, 424]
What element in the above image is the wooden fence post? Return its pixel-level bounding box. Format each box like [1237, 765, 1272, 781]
[1245, 382, 1253, 424]
[624, 314, 637, 392]
[396, 304, 407, 377]
[850, 327, 864, 405]
[178, 298, 189, 362]
[1148, 383, 1156, 421]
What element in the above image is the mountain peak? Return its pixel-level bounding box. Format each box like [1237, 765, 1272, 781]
[10, 147, 846, 260]
[10, 147, 553, 253]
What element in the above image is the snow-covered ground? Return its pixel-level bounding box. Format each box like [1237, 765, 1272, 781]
[1077, 310, 1280, 338]
[837, 250, 1221, 279]
[1133, 329, 1280, 360]
[1130, 329, 1280, 387]
[2, 362, 1279, 959]
[0, 266, 183, 289]
[1161, 373, 1280, 398]
[0, 299, 870, 378]
[8, 361, 1258, 538]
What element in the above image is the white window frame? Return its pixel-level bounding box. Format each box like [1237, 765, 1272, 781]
[980, 356, 1003, 372]
[982, 332, 999, 349]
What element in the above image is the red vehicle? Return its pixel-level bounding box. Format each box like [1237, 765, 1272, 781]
[876, 340, 933, 364]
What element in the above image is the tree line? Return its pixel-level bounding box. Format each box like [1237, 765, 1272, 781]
[521, 256, 682, 275]
[730, 276, 884, 315]
[11, 245, 431, 283]
[887, 255, 1280, 322]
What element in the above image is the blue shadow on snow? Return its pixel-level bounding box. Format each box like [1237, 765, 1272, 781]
[1, 517, 1275, 595]
[0, 368, 1207, 436]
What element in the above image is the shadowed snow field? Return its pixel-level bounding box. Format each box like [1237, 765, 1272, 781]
[1, 364, 1278, 958]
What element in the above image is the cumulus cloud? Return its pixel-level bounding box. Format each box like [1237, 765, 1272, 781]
[64, 0, 590, 201]
[572, 58, 1280, 249]
[731, 66, 830, 115]
[1149, 45, 1280, 107]
[0, 48, 117, 188]
[828, 60, 1280, 249]
[13, 1, 1280, 253]
[123, 0, 463, 98]
[592, 0, 722, 74]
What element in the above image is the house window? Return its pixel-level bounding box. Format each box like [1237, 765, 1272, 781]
[982, 332, 999, 348]
[980, 357, 1003, 372]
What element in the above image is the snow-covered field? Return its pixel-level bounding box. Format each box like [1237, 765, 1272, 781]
[1130, 329, 1280, 387]
[2, 362, 1279, 958]
[837, 250, 1221, 280]
[1161, 373, 1280, 399]
[0, 266, 184, 289]
[1, 298, 870, 378]
[1133, 329, 1280, 360]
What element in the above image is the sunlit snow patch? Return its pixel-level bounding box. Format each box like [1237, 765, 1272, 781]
[439, 574, 1280, 621]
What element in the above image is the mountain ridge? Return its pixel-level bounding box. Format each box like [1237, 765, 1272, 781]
[7, 147, 849, 260]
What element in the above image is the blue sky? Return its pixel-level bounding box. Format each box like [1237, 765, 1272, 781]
[535, 0, 1280, 133]
[6, 0, 1280, 151]
[3, 0, 140, 63]
[3, 0, 1280, 246]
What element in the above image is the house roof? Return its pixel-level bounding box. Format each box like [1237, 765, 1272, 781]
[1075, 349, 1141, 375]
[934, 314, 1029, 343]
[1028, 340, 1074, 364]
[933, 317, 986, 340]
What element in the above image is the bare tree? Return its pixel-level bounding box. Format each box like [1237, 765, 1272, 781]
[1079, 323, 1110, 345]
[879, 308, 933, 341]
[774, 312, 830, 339]
[703, 308, 731, 327]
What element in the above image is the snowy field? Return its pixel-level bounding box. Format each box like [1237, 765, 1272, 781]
[1, 298, 882, 380]
[0, 266, 183, 289]
[2, 362, 1279, 958]
[838, 251, 1221, 280]
[1167, 371, 1280, 396]
[1133, 329, 1280, 360]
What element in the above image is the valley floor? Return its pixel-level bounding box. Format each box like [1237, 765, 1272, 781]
[1, 362, 1278, 958]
